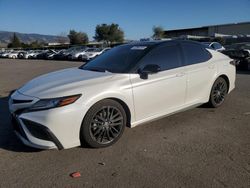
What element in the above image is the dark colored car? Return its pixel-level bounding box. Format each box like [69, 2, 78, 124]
[223, 43, 250, 70]
[36, 50, 57, 59]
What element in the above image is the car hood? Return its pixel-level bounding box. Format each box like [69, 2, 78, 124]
[18, 67, 114, 98]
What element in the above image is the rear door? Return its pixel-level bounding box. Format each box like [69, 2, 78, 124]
[130, 43, 187, 122]
[181, 42, 216, 104]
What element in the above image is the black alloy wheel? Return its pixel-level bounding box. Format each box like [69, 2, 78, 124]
[209, 77, 228, 108]
[80, 99, 126, 148]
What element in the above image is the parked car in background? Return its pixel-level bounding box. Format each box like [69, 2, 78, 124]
[223, 42, 250, 70]
[7, 51, 20, 59]
[53, 49, 67, 60]
[0, 51, 4, 57]
[8, 40, 235, 150]
[23, 50, 42, 59]
[202, 42, 225, 52]
[78, 48, 98, 60]
[36, 50, 57, 59]
[47, 50, 61, 60]
[54, 47, 84, 60]
[81, 48, 111, 61]
[0, 50, 12, 58]
[17, 51, 27, 59]
[68, 47, 89, 60]
[36, 50, 49, 59]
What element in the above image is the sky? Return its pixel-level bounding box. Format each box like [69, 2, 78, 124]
[0, 0, 250, 40]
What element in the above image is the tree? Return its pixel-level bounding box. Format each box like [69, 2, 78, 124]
[68, 30, 88, 45]
[94, 23, 124, 44]
[29, 40, 43, 48]
[8, 33, 21, 48]
[152, 26, 165, 39]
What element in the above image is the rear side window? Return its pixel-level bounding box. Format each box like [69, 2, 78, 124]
[182, 43, 212, 65]
[138, 44, 182, 71]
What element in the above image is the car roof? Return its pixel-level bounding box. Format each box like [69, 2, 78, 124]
[122, 39, 204, 48]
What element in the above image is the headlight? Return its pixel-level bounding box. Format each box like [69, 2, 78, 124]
[28, 94, 81, 111]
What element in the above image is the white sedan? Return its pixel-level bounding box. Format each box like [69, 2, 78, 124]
[202, 42, 225, 52]
[1, 51, 12, 58]
[23, 50, 42, 59]
[9, 40, 236, 150]
[81, 48, 110, 61]
[8, 51, 20, 59]
[68, 48, 89, 60]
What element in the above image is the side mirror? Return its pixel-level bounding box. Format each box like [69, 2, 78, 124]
[139, 64, 161, 79]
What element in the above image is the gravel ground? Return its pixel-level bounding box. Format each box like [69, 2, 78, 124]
[0, 59, 249, 188]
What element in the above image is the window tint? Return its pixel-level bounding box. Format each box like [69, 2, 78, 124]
[138, 44, 182, 71]
[182, 43, 211, 65]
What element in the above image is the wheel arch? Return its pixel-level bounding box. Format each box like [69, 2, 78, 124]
[217, 74, 230, 93]
[82, 97, 132, 128]
[205, 73, 230, 103]
[107, 97, 131, 128]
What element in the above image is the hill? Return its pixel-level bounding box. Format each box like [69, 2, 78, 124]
[0, 31, 69, 47]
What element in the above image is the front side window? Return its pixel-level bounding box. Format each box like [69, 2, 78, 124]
[138, 44, 182, 72]
[182, 43, 212, 65]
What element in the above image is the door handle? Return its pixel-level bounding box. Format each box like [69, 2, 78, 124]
[176, 72, 185, 77]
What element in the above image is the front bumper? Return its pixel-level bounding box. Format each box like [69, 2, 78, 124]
[9, 91, 85, 150]
[11, 115, 63, 149]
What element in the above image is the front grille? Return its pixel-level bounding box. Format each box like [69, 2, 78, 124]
[12, 99, 33, 104]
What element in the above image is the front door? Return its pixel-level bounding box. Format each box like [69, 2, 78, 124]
[130, 43, 187, 122]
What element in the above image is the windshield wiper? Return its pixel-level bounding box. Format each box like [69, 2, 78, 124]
[85, 67, 105, 72]
[85, 67, 106, 72]
[80, 66, 113, 73]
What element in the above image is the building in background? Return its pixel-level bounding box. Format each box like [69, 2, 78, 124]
[164, 22, 250, 40]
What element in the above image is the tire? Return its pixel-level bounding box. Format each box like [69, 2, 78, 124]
[208, 77, 228, 108]
[80, 99, 126, 148]
[77, 56, 82, 61]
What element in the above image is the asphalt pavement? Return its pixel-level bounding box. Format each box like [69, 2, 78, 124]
[0, 59, 249, 188]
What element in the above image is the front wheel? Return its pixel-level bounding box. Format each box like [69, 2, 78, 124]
[208, 77, 228, 108]
[80, 99, 126, 148]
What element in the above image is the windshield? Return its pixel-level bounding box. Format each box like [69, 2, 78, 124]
[79, 44, 151, 73]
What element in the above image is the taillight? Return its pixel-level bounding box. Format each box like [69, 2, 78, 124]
[230, 60, 239, 66]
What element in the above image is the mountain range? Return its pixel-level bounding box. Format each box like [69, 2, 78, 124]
[0, 31, 69, 47]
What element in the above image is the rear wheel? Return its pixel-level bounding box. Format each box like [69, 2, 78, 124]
[208, 77, 228, 108]
[80, 99, 126, 148]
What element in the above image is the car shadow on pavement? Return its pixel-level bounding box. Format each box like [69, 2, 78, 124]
[0, 96, 41, 153]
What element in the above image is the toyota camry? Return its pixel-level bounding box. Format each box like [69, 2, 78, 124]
[8, 40, 236, 149]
